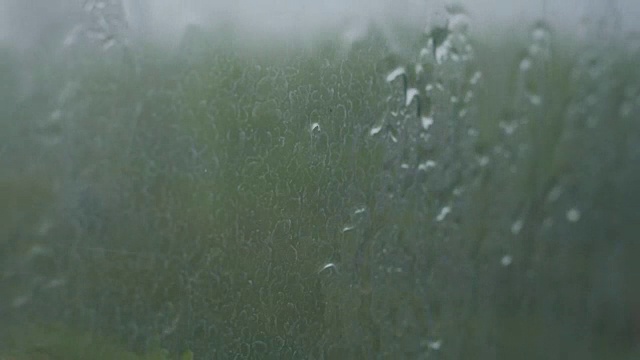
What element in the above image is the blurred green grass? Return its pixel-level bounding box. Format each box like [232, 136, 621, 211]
[1, 21, 639, 359]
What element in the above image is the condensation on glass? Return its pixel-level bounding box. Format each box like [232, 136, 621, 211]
[1, 1, 639, 359]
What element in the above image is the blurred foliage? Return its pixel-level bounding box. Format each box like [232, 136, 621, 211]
[1, 323, 167, 360]
[1, 13, 640, 360]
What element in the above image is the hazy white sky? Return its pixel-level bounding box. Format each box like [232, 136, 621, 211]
[1, 0, 638, 50]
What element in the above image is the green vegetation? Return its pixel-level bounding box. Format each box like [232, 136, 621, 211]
[1, 19, 639, 359]
[0, 323, 176, 360]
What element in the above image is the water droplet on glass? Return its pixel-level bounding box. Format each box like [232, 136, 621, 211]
[421, 116, 434, 131]
[499, 121, 518, 135]
[418, 160, 437, 171]
[370, 124, 383, 136]
[102, 36, 116, 50]
[435, 40, 451, 64]
[406, 88, 419, 106]
[566, 208, 581, 222]
[446, 4, 470, 31]
[469, 71, 482, 85]
[386, 67, 406, 83]
[436, 206, 451, 222]
[511, 219, 524, 235]
[532, 27, 547, 42]
[419, 47, 430, 59]
[529, 94, 542, 106]
[342, 224, 356, 233]
[501, 255, 513, 267]
[427, 339, 442, 350]
[353, 206, 366, 215]
[546, 185, 563, 203]
[464, 90, 474, 103]
[318, 263, 338, 274]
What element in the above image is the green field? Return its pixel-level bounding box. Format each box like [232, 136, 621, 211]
[1, 15, 639, 360]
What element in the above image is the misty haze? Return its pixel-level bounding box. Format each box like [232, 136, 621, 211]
[1, 1, 639, 359]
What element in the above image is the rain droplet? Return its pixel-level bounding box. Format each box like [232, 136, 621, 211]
[318, 263, 338, 274]
[342, 225, 356, 233]
[102, 36, 116, 50]
[446, 4, 470, 32]
[435, 40, 451, 63]
[528, 94, 542, 106]
[421, 116, 434, 131]
[370, 124, 383, 136]
[566, 208, 581, 222]
[386, 67, 406, 83]
[511, 219, 524, 235]
[469, 71, 482, 85]
[464, 90, 474, 103]
[546, 185, 563, 203]
[418, 160, 437, 171]
[501, 255, 513, 267]
[532, 25, 549, 42]
[436, 206, 451, 222]
[499, 121, 517, 135]
[427, 339, 442, 350]
[406, 88, 419, 106]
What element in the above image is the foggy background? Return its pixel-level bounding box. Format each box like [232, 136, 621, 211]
[1, 0, 638, 51]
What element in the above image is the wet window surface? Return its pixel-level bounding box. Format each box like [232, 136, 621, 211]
[1, 1, 639, 359]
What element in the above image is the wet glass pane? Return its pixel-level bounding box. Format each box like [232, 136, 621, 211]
[1, 1, 639, 359]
